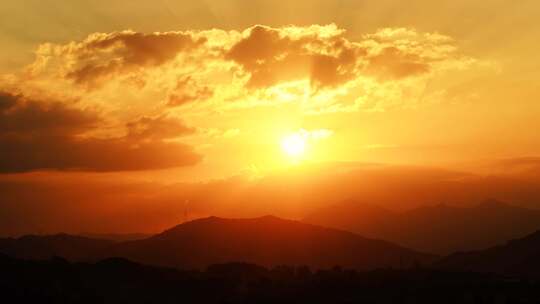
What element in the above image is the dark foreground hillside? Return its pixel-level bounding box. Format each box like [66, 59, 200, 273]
[1, 254, 539, 304]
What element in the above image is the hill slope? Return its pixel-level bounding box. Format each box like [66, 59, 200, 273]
[0, 234, 114, 260]
[304, 199, 540, 254]
[437, 230, 540, 276]
[102, 215, 435, 270]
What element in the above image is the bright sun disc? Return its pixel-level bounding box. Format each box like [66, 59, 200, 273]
[281, 133, 306, 157]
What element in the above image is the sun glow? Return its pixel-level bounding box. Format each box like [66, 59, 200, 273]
[281, 133, 307, 158]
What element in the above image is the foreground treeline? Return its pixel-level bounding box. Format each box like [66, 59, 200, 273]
[1, 254, 539, 304]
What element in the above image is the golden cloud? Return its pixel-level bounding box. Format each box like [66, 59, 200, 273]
[167, 76, 214, 107]
[32, 30, 205, 87]
[22, 24, 474, 113]
[0, 25, 481, 173]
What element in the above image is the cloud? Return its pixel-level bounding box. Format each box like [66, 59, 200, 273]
[225, 24, 359, 88]
[0, 91, 18, 111]
[0, 91, 200, 173]
[201, 127, 241, 139]
[290, 128, 334, 142]
[32, 30, 205, 87]
[22, 25, 474, 113]
[0, 92, 98, 136]
[361, 28, 462, 79]
[126, 115, 195, 141]
[167, 76, 213, 107]
[224, 25, 467, 90]
[367, 46, 429, 79]
[0, 136, 200, 173]
[0, 25, 483, 173]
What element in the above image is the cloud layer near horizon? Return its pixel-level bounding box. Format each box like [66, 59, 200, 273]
[1, 160, 540, 236]
[0, 91, 199, 172]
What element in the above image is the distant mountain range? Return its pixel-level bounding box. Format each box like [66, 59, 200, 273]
[0, 216, 434, 271]
[78, 233, 152, 242]
[4, 214, 540, 278]
[0, 234, 114, 260]
[437, 229, 540, 276]
[304, 199, 540, 254]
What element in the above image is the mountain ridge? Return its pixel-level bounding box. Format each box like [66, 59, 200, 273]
[436, 229, 540, 276]
[304, 199, 540, 254]
[0, 215, 436, 271]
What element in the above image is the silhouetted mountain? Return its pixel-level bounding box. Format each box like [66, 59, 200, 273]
[304, 199, 540, 254]
[78, 232, 152, 242]
[437, 229, 540, 276]
[0, 216, 434, 270]
[101, 215, 435, 270]
[0, 234, 114, 260]
[3, 254, 539, 304]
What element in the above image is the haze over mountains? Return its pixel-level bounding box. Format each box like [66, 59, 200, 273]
[4, 163, 540, 237]
[0, 216, 434, 271]
[305, 199, 540, 254]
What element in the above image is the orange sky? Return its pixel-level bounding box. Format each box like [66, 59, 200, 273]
[1, 0, 540, 235]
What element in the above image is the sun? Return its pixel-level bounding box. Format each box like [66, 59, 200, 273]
[281, 133, 307, 158]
